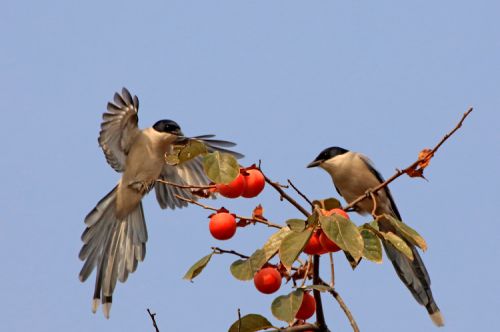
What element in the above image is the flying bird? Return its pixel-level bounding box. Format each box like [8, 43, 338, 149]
[79, 88, 242, 318]
[308, 146, 444, 326]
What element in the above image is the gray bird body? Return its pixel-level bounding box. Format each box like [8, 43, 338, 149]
[79, 88, 242, 318]
[116, 128, 176, 218]
[319, 152, 398, 217]
[308, 147, 444, 327]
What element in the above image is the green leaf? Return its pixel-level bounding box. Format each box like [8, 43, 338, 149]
[312, 197, 342, 210]
[323, 198, 342, 210]
[384, 215, 427, 251]
[164, 153, 180, 166]
[286, 219, 306, 232]
[344, 251, 361, 270]
[304, 284, 332, 292]
[279, 228, 313, 270]
[369, 220, 379, 231]
[203, 151, 239, 184]
[306, 213, 319, 228]
[183, 253, 213, 281]
[230, 250, 264, 281]
[228, 314, 274, 332]
[320, 214, 364, 261]
[262, 228, 291, 261]
[230, 228, 291, 280]
[178, 140, 208, 163]
[271, 289, 304, 323]
[382, 232, 414, 260]
[360, 229, 382, 263]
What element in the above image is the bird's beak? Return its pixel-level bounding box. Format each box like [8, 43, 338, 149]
[307, 160, 322, 168]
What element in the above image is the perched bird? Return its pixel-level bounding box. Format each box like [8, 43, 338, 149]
[307, 146, 444, 326]
[79, 88, 242, 318]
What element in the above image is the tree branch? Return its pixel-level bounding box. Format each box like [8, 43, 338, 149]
[288, 179, 314, 209]
[343, 107, 473, 212]
[319, 279, 360, 332]
[237, 308, 242, 332]
[313, 255, 328, 331]
[261, 173, 311, 218]
[156, 179, 215, 190]
[147, 308, 160, 332]
[174, 194, 282, 229]
[212, 247, 250, 259]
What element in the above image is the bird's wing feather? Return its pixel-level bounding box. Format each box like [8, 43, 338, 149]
[155, 136, 243, 209]
[79, 186, 147, 318]
[98, 88, 140, 172]
[358, 154, 402, 220]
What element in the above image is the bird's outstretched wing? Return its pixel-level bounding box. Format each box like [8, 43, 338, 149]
[98, 88, 141, 172]
[155, 137, 243, 209]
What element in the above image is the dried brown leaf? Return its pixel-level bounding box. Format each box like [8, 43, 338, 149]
[252, 204, 267, 221]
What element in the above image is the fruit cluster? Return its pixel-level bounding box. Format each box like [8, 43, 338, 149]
[253, 267, 317, 321]
[215, 167, 266, 199]
[208, 167, 265, 241]
[206, 168, 349, 325]
[303, 208, 349, 255]
[247, 208, 349, 322]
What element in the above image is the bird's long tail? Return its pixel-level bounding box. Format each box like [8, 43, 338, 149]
[383, 241, 444, 326]
[78, 186, 148, 318]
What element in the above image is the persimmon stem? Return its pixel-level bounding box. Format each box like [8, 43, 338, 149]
[329, 253, 335, 288]
[299, 256, 313, 288]
[369, 192, 378, 218]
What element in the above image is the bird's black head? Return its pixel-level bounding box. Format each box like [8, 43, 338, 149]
[307, 146, 349, 168]
[153, 119, 183, 135]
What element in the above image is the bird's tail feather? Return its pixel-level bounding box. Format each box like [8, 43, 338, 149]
[383, 241, 444, 326]
[79, 186, 147, 318]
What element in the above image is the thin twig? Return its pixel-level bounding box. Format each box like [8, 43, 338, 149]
[319, 279, 360, 332]
[156, 179, 215, 190]
[329, 253, 335, 288]
[175, 194, 282, 229]
[343, 107, 473, 212]
[212, 247, 250, 259]
[147, 308, 160, 332]
[329, 289, 359, 332]
[212, 247, 301, 274]
[261, 173, 310, 218]
[369, 192, 378, 218]
[237, 308, 242, 332]
[430, 107, 473, 156]
[300, 256, 313, 288]
[288, 179, 314, 209]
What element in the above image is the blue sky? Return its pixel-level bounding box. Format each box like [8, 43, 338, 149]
[1, 1, 499, 331]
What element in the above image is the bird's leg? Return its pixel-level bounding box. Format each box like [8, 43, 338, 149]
[128, 180, 155, 195]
